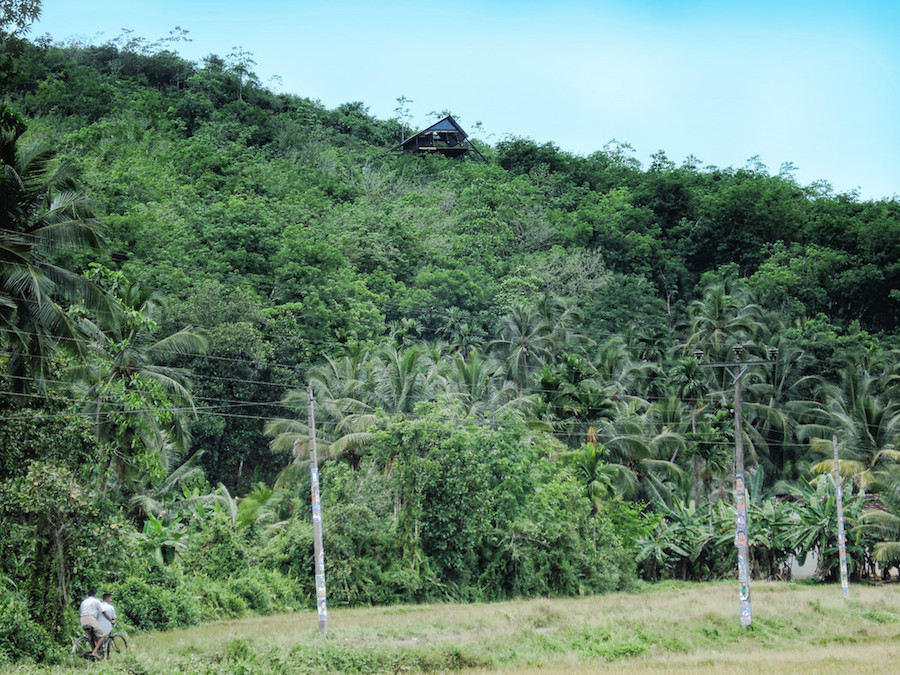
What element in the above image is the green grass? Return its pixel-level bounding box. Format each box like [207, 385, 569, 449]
[7, 581, 900, 673]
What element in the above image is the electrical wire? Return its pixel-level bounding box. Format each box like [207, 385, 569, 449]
[4, 229, 893, 448]
[1, 349, 830, 419]
[0, 375, 879, 452]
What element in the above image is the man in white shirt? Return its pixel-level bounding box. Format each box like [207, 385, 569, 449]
[98, 593, 116, 636]
[78, 590, 111, 659]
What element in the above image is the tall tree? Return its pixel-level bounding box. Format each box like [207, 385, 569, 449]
[490, 304, 554, 391]
[266, 347, 377, 472]
[685, 281, 769, 357]
[798, 365, 900, 492]
[594, 398, 683, 504]
[442, 347, 530, 419]
[0, 108, 111, 392]
[69, 269, 206, 487]
[858, 467, 900, 569]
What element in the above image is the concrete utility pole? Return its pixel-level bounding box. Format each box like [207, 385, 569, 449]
[307, 384, 328, 636]
[696, 344, 777, 630]
[833, 435, 850, 598]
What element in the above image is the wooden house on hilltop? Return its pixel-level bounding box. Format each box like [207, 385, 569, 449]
[392, 115, 486, 160]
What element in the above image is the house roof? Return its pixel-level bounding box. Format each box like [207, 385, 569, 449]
[391, 115, 486, 161]
[421, 116, 465, 134]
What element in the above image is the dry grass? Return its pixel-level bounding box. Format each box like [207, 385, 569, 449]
[12, 581, 900, 673]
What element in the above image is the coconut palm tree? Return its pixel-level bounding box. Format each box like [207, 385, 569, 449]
[743, 340, 820, 482]
[798, 365, 900, 492]
[1, 108, 112, 392]
[70, 274, 207, 487]
[533, 293, 590, 360]
[437, 306, 486, 354]
[683, 281, 769, 365]
[442, 346, 533, 419]
[591, 338, 658, 401]
[559, 439, 620, 514]
[536, 351, 615, 445]
[129, 451, 210, 521]
[664, 354, 711, 415]
[388, 317, 423, 347]
[787, 474, 866, 581]
[370, 343, 442, 414]
[594, 398, 684, 504]
[490, 303, 554, 392]
[265, 346, 376, 470]
[857, 467, 900, 570]
[267, 344, 442, 473]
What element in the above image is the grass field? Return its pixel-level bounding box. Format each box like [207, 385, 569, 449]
[11, 581, 900, 673]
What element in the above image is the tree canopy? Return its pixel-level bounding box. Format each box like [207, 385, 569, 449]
[1, 27, 898, 663]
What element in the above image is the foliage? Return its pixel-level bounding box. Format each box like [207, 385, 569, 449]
[0, 1, 41, 38]
[785, 474, 867, 581]
[0, 594, 57, 664]
[855, 467, 900, 568]
[0, 462, 103, 639]
[110, 576, 195, 631]
[1, 25, 900, 661]
[0, 105, 111, 392]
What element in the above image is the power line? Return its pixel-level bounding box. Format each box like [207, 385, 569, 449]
[0, 320, 808, 385]
[4, 348, 895, 434]
[0, 382, 871, 450]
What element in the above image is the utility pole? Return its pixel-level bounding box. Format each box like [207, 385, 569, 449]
[696, 344, 777, 630]
[307, 384, 328, 635]
[833, 434, 849, 598]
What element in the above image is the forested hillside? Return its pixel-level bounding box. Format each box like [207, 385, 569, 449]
[1, 22, 899, 665]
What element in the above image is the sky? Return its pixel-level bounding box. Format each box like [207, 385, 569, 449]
[30, 0, 900, 200]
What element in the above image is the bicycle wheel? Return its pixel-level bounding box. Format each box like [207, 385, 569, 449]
[106, 633, 128, 657]
[71, 636, 94, 667]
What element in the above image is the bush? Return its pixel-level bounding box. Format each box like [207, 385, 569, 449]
[227, 575, 274, 615]
[258, 517, 313, 579]
[178, 510, 250, 577]
[244, 569, 307, 612]
[181, 576, 247, 620]
[110, 577, 200, 631]
[0, 597, 58, 664]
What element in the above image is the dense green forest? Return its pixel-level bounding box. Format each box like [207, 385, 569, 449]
[1, 8, 899, 665]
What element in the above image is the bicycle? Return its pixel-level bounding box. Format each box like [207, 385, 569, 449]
[71, 628, 128, 665]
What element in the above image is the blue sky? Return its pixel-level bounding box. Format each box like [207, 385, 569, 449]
[32, 1, 900, 200]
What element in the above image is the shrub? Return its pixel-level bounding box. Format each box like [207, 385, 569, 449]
[109, 577, 198, 631]
[243, 568, 307, 612]
[0, 597, 58, 664]
[181, 576, 247, 620]
[258, 517, 313, 579]
[227, 575, 274, 615]
[178, 510, 250, 577]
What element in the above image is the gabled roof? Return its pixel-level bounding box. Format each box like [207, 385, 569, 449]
[421, 116, 466, 134]
[391, 115, 486, 161]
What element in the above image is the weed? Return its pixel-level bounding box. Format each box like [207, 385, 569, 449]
[223, 637, 253, 662]
[699, 625, 720, 638]
[860, 610, 899, 623]
[529, 603, 563, 628]
[813, 634, 859, 645]
[115, 653, 152, 675]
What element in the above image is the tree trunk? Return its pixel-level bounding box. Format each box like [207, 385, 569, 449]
[54, 522, 68, 620]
